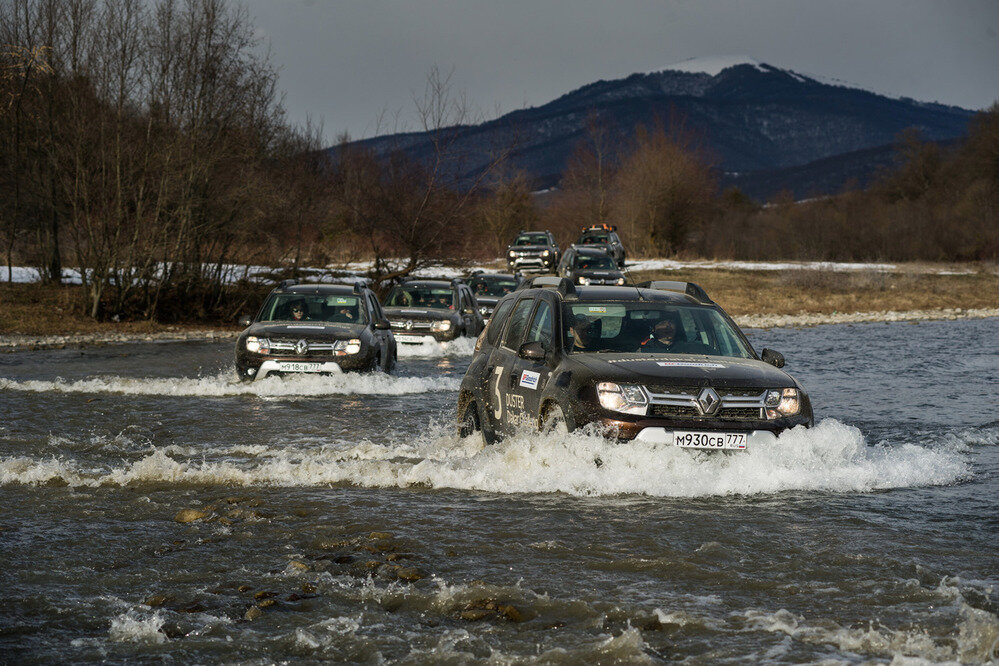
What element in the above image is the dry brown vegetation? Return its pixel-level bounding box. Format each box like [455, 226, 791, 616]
[627, 266, 999, 317]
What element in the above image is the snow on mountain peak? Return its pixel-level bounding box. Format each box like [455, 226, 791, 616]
[660, 56, 765, 76]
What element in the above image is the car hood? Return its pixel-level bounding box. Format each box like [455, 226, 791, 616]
[567, 353, 797, 389]
[245, 322, 366, 339]
[383, 307, 454, 321]
[573, 268, 625, 279]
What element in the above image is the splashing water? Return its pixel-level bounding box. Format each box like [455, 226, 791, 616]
[0, 370, 459, 398]
[0, 419, 973, 496]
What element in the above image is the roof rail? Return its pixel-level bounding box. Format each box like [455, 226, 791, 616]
[636, 280, 713, 304]
[279, 279, 298, 289]
[581, 223, 617, 232]
[517, 276, 576, 297]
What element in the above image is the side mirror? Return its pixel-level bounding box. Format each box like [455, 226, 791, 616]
[462, 307, 474, 315]
[518, 340, 546, 360]
[374, 319, 391, 330]
[238, 316, 252, 327]
[761, 348, 785, 368]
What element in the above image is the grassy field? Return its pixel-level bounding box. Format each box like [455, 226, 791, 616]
[2, 264, 998, 336]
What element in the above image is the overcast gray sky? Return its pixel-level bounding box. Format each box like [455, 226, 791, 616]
[241, 0, 999, 143]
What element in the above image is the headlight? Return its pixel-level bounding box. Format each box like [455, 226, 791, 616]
[766, 388, 800, 418]
[616, 277, 625, 285]
[245, 336, 269, 354]
[542, 250, 550, 257]
[508, 251, 516, 258]
[431, 320, 452, 332]
[333, 338, 362, 355]
[577, 276, 590, 285]
[597, 382, 648, 415]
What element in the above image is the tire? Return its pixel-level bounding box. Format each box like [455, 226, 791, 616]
[541, 403, 569, 435]
[459, 400, 495, 445]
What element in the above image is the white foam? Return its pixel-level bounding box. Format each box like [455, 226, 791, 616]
[395, 336, 476, 359]
[0, 370, 459, 398]
[1, 420, 974, 498]
[108, 611, 167, 644]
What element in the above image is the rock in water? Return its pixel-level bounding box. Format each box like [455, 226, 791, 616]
[174, 509, 209, 523]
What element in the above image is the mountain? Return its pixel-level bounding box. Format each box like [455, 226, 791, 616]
[331, 57, 974, 201]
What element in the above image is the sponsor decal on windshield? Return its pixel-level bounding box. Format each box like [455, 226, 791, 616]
[286, 325, 324, 329]
[587, 306, 607, 313]
[519, 370, 541, 390]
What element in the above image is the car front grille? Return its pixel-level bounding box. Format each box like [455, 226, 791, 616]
[268, 339, 337, 356]
[389, 320, 434, 330]
[644, 386, 768, 421]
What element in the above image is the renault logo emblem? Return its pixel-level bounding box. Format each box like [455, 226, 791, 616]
[295, 339, 309, 355]
[697, 387, 720, 415]
[405, 320, 413, 330]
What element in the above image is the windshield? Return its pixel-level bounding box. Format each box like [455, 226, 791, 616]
[574, 254, 617, 270]
[562, 302, 754, 358]
[468, 276, 519, 298]
[258, 293, 367, 324]
[384, 285, 455, 310]
[515, 234, 548, 246]
[579, 233, 609, 244]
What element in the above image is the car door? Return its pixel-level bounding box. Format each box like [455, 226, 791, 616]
[485, 296, 535, 434]
[464, 286, 485, 335]
[507, 295, 556, 425]
[556, 249, 573, 278]
[366, 292, 391, 357]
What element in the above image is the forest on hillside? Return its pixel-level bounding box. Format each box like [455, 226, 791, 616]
[2, 0, 997, 322]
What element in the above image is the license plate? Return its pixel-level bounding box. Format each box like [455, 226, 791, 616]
[394, 335, 424, 343]
[673, 430, 747, 450]
[278, 362, 322, 373]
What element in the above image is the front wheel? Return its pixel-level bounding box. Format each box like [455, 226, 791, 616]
[540, 403, 569, 435]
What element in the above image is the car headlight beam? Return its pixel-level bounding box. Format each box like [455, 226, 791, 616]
[597, 381, 648, 415]
[333, 338, 362, 355]
[766, 388, 800, 418]
[577, 276, 590, 285]
[431, 320, 452, 332]
[245, 336, 269, 354]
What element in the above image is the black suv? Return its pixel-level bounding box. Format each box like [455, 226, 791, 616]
[457, 277, 812, 450]
[506, 230, 560, 273]
[556, 245, 627, 286]
[382, 278, 485, 345]
[235, 280, 396, 380]
[466, 271, 524, 319]
[576, 224, 626, 268]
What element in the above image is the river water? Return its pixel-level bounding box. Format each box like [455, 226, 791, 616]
[1, 318, 997, 664]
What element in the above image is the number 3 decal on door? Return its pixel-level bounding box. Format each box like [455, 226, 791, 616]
[492, 366, 504, 420]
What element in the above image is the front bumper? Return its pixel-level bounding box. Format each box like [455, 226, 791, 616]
[592, 412, 811, 445]
[236, 351, 374, 379]
[508, 254, 555, 271]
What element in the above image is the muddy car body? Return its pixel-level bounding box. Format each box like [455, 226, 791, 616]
[506, 230, 560, 273]
[457, 277, 812, 450]
[555, 245, 627, 286]
[382, 278, 485, 345]
[235, 281, 396, 380]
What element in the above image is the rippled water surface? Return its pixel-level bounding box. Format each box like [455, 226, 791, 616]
[2, 319, 997, 663]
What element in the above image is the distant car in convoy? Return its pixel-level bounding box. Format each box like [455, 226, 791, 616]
[575, 223, 626, 268]
[382, 278, 485, 345]
[506, 230, 560, 273]
[466, 271, 524, 319]
[457, 277, 812, 450]
[235, 280, 396, 381]
[555, 245, 627, 286]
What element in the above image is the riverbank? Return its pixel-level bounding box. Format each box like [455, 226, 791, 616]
[2, 264, 997, 350]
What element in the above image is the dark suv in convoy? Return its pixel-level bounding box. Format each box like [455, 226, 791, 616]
[506, 230, 560, 273]
[556, 245, 627, 286]
[466, 271, 524, 319]
[235, 280, 396, 380]
[457, 277, 812, 450]
[576, 224, 626, 268]
[382, 278, 486, 345]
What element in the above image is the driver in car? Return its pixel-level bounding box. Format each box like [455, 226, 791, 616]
[639, 318, 680, 353]
[569, 316, 601, 351]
